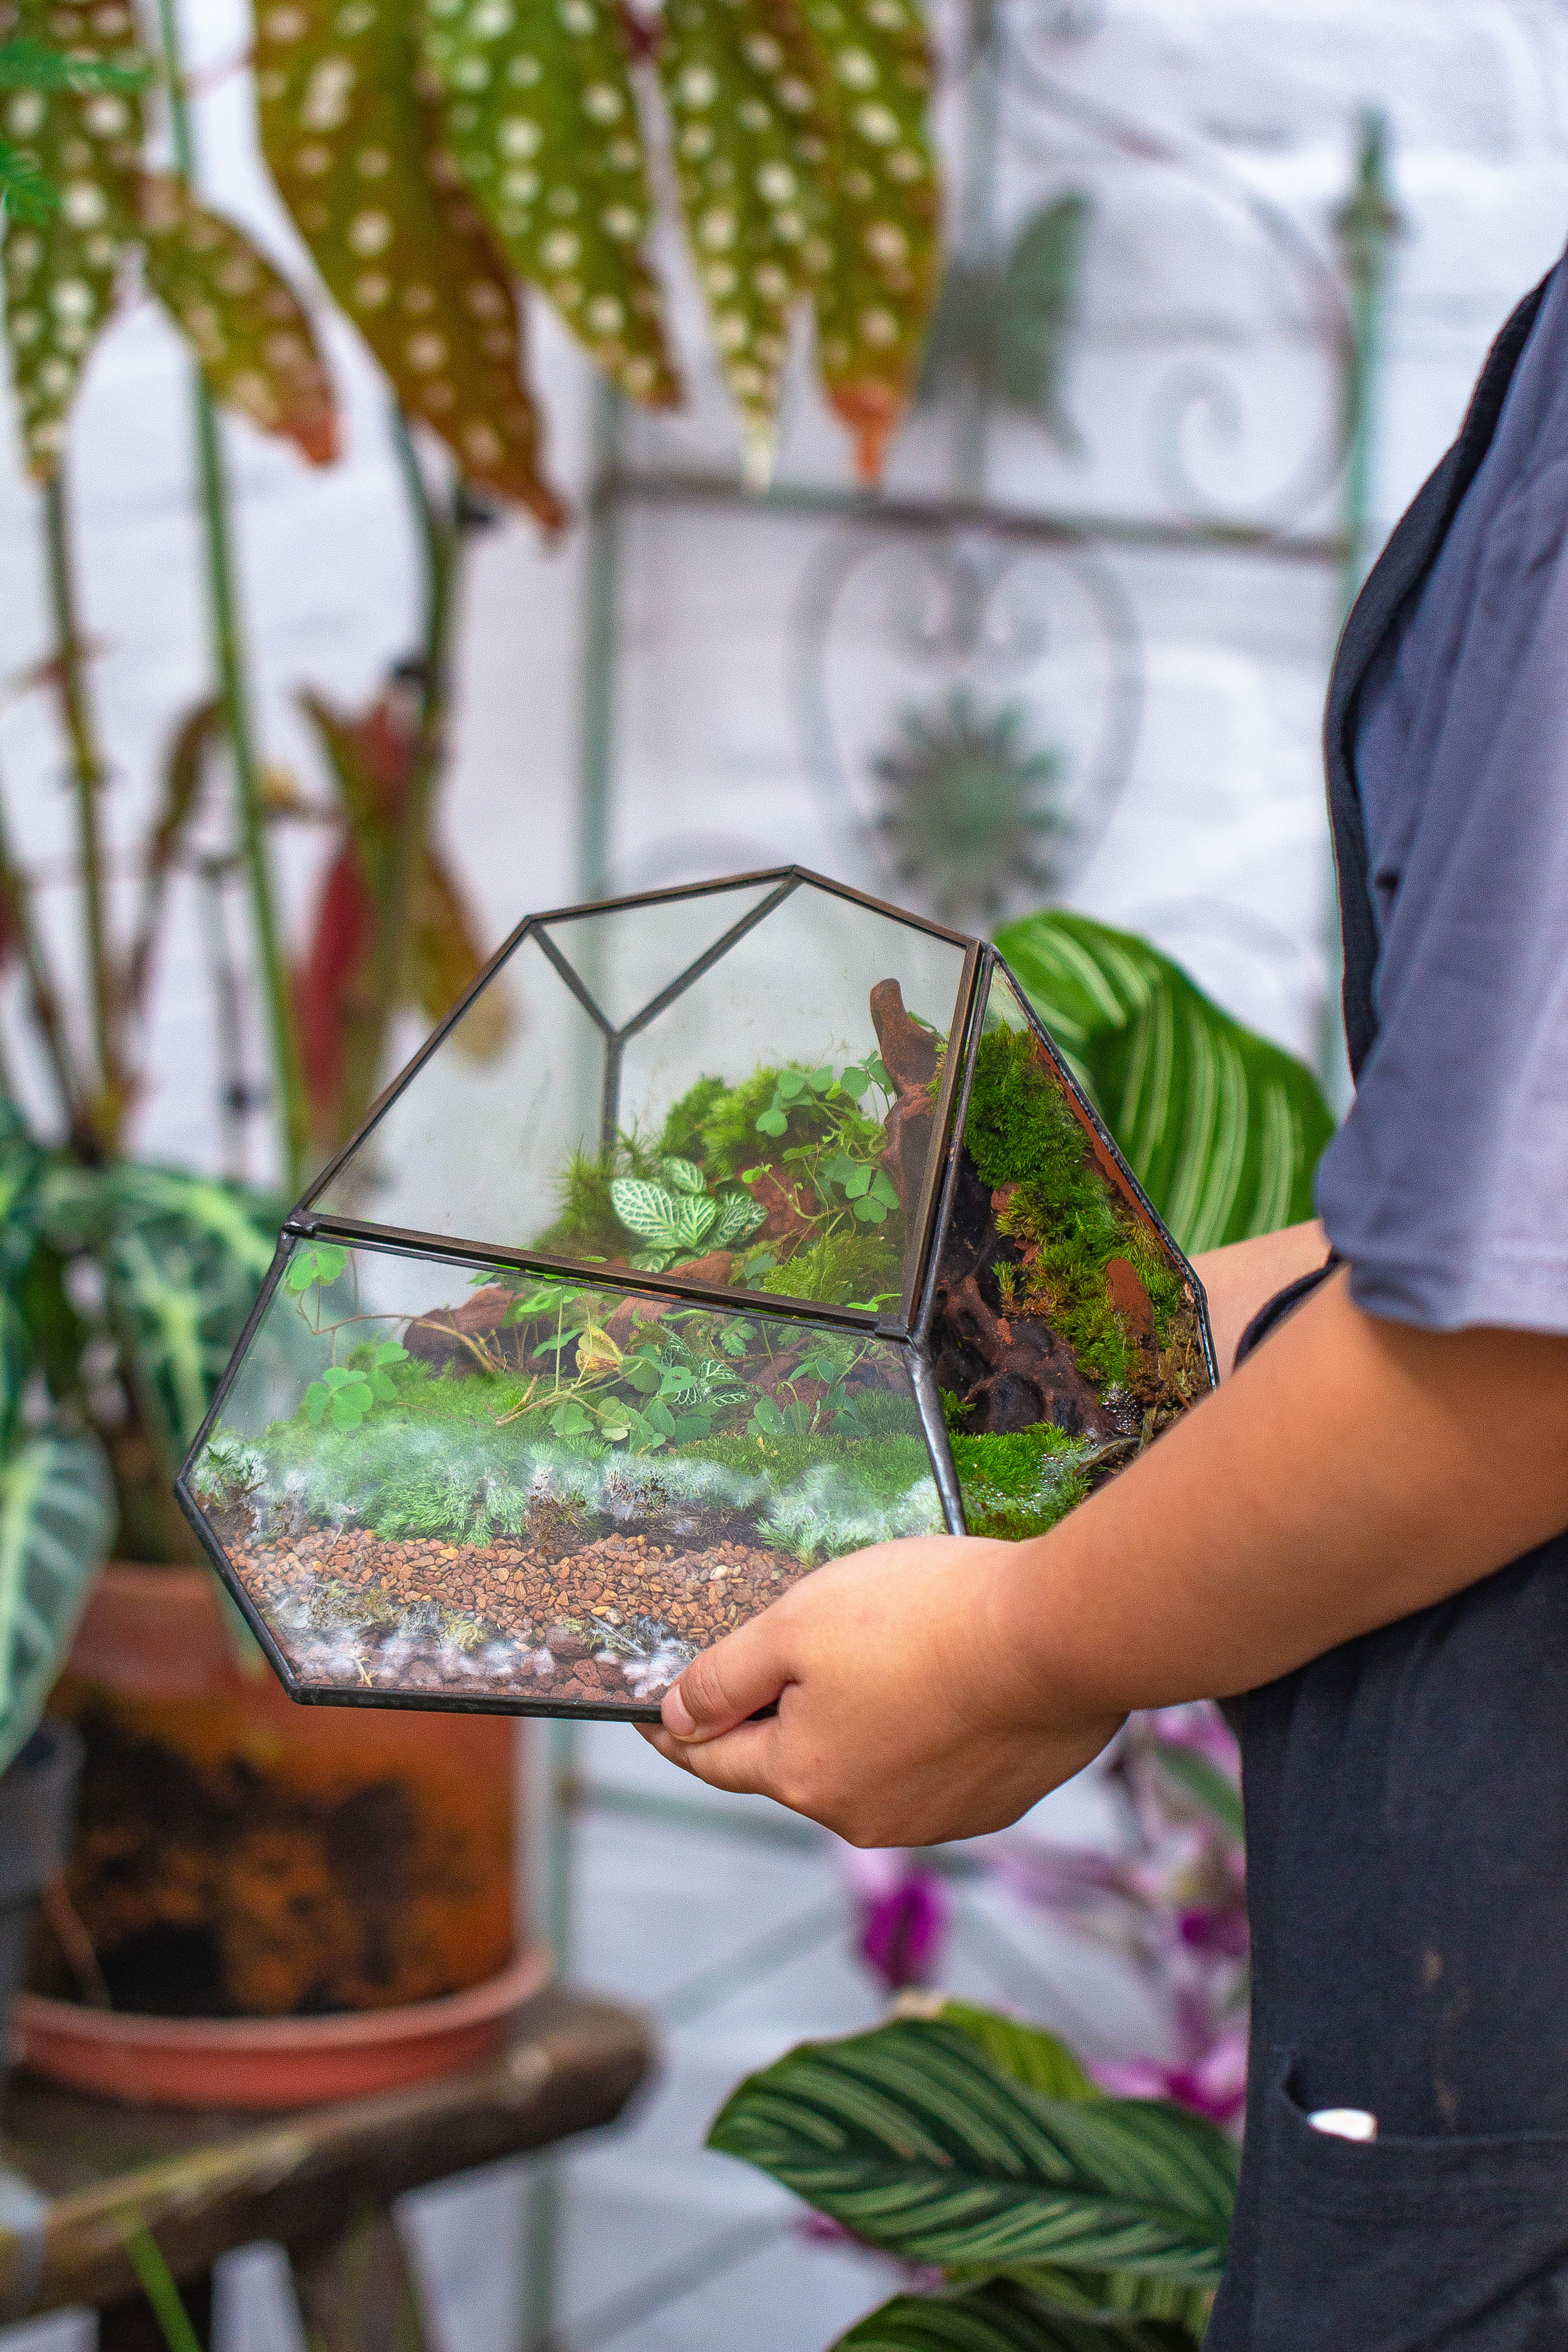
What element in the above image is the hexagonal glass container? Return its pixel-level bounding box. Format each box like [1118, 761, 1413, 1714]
[180, 871, 1216, 1720]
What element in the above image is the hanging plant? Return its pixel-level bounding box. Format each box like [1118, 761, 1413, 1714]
[0, 0, 337, 478]
[253, 0, 565, 528]
[254, 0, 942, 501]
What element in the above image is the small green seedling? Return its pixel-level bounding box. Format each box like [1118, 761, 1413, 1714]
[285, 1241, 349, 1293]
[304, 1342, 407, 1430]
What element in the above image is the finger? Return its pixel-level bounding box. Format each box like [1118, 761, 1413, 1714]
[637, 1716, 780, 1796]
[662, 1613, 792, 1743]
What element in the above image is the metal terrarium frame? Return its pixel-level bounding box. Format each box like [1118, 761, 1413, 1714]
[173, 861, 1216, 1723]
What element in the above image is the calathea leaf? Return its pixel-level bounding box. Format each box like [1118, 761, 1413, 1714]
[708, 2017, 1236, 2285]
[0, 1427, 113, 1774]
[995, 910, 1335, 1254]
[834, 2278, 1195, 2352]
[137, 172, 338, 464]
[795, 0, 941, 481]
[657, 0, 821, 475]
[0, 0, 144, 477]
[254, 0, 566, 527]
[922, 2000, 1100, 2104]
[421, 0, 677, 408]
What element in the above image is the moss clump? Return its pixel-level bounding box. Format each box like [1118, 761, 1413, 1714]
[679, 1429, 931, 1507]
[965, 1026, 1187, 1389]
[658, 1076, 731, 1165]
[950, 1422, 1089, 1542]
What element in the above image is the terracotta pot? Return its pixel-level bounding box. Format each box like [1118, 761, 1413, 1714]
[13, 1944, 549, 2108]
[31, 1564, 540, 2102]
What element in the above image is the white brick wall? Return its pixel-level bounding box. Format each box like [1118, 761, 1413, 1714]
[1, 0, 1564, 1183]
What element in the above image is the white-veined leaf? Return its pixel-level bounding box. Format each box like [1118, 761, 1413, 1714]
[0, 1427, 112, 1771]
[712, 1189, 766, 1247]
[659, 1157, 708, 1196]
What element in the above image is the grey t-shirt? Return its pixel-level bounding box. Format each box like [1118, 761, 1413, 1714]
[1315, 251, 1568, 1333]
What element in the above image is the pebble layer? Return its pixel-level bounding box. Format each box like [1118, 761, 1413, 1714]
[225, 1524, 812, 1709]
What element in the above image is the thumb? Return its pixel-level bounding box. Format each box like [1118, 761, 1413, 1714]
[662, 1612, 790, 1743]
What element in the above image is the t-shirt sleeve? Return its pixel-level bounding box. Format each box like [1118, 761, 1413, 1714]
[1316, 450, 1568, 1334]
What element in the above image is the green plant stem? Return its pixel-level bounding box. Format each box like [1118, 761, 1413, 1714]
[153, 0, 309, 1191]
[0, 763, 88, 1141]
[123, 2222, 206, 2352]
[334, 404, 463, 1136]
[41, 470, 117, 1145]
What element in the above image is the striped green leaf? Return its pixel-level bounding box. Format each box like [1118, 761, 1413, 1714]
[929, 2001, 1099, 2103]
[0, 1428, 112, 1773]
[422, 0, 678, 409]
[835, 2278, 1193, 2351]
[950, 2263, 1209, 2340]
[0, 0, 144, 477]
[798, 0, 941, 480]
[707, 2018, 1237, 2285]
[138, 172, 338, 465]
[657, 0, 821, 475]
[994, 911, 1334, 1254]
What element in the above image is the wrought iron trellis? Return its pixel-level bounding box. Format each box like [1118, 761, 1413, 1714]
[520, 9, 1401, 2341]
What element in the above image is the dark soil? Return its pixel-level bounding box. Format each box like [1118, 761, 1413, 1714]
[229, 1523, 813, 1709]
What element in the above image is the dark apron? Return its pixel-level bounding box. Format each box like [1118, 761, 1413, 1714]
[1206, 272, 1568, 2352]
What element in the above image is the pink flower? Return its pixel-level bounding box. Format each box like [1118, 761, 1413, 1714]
[840, 1847, 950, 1993]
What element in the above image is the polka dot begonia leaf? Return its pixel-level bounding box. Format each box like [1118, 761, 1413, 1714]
[0, 0, 145, 480]
[656, 0, 827, 476]
[255, 0, 566, 529]
[139, 172, 338, 465]
[422, 0, 678, 410]
[795, 0, 940, 481]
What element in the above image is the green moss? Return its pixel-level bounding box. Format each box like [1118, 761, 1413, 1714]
[659, 1075, 731, 1165]
[964, 1026, 1189, 1391]
[679, 1429, 932, 1507]
[950, 1422, 1089, 1542]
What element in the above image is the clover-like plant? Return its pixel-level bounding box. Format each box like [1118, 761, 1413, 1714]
[303, 1342, 409, 1433]
[609, 1156, 765, 1272]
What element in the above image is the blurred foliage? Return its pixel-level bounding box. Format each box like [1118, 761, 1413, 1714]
[996, 911, 1334, 1254]
[0, 0, 336, 478]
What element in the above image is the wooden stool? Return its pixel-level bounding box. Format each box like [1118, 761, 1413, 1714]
[0, 1987, 652, 2348]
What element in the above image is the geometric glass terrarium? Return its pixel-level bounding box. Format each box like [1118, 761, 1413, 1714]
[179, 870, 1215, 1720]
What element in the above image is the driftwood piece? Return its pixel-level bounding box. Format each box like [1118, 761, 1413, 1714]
[403, 1286, 527, 1377]
[870, 978, 939, 1219]
[929, 1266, 1118, 1439]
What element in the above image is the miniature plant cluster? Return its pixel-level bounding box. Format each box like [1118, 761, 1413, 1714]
[180, 876, 1217, 1719]
[191, 1243, 947, 1712]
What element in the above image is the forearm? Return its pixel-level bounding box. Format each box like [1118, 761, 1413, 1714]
[1002, 1268, 1568, 1717]
[1191, 1217, 1328, 1376]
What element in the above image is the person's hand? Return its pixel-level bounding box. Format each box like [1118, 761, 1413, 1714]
[636, 1532, 1126, 1847]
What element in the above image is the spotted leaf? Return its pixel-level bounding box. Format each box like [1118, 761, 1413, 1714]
[254, 0, 565, 527]
[422, 0, 677, 408]
[0, 0, 144, 479]
[657, 0, 823, 476]
[138, 172, 338, 464]
[797, 0, 940, 480]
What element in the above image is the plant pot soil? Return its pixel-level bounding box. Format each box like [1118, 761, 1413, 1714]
[0, 1717, 81, 2097]
[32, 1565, 532, 2090]
[13, 1941, 549, 2108]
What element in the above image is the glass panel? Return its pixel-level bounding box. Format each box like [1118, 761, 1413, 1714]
[933, 962, 1213, 1544]
[187, 1240, 941, 1714]
[539, 879, 779, 1033]
[594, 881, 969, 1312]
[310, 933, 605, 1250]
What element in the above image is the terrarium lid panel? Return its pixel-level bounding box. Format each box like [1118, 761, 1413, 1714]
[306, 927, 609, 1249]
[179, 1235, 946, 1719]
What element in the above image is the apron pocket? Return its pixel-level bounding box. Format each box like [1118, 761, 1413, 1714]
[1252, 2063, 1568, 2352]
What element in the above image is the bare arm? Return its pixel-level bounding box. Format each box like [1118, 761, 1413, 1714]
[1191, 1217, 1328, 1376]
[640, 1271, 1568, 1846]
